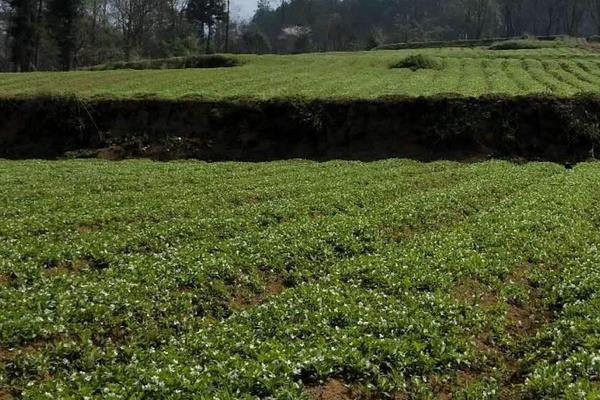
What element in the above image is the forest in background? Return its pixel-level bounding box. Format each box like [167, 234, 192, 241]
[1, 0, 600, 72]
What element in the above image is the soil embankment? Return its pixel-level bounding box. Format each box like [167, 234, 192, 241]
[0, 96, 598, 161]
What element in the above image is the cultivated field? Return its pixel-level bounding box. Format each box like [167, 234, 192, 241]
[1, 47, 600, 99]
[1, 160, 599, 399]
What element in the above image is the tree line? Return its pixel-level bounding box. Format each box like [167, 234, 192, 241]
[0, 0, 233, 71]
[250, 0, 600, 53]
[1, 0, 600, 71]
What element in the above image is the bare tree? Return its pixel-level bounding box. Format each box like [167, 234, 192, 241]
[111, 0, 158, 59]
[498, 0, 523, 36]
[460, 0, 496, 38]
[538, 0, 561, 35]
[88, 0, 110, 45]
[0, 0, 11, 61]
[326, 12, 346, 50]
[224, 0, 229, 51]
[561, 0, 586, 35]
[590, 0, 600, 33]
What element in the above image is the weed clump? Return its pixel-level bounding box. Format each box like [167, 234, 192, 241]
[390, 54, 443, 71]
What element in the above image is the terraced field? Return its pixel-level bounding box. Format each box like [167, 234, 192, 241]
[1, 48, 600, 99]
[1, 160, 599, 399]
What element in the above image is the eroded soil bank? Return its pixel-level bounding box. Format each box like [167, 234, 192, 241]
[0, 96, 598, 161]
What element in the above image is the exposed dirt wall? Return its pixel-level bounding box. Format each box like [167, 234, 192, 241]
[0, 96, 598, 161]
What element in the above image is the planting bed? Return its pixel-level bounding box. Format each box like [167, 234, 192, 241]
[1, 159, 599, 398]
[1, 48, 600, 99]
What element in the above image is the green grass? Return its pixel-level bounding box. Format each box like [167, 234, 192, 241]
[1, 159, 600, 399]
[1, 47, 600, 99]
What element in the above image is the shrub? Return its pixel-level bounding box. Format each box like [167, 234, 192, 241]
[86, 55, 242, 71]
[588, 35, 600, 43]
[377, 38, 502, 50]
[489, 39, 546, 50]
[390, 54, 443, 71]
[489, 37, 578, 50]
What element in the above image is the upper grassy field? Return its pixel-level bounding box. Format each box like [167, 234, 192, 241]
[1, 47, 600, 100]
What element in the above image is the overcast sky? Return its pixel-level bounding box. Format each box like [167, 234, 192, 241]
[231, 0, 260, 20]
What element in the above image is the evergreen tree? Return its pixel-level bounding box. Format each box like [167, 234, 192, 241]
[47, 0, 83, 70]
[8, 0, 37, 71]
[185, 0, 225, 53]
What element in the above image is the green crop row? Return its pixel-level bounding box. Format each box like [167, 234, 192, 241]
[1, 160, 599, 399]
